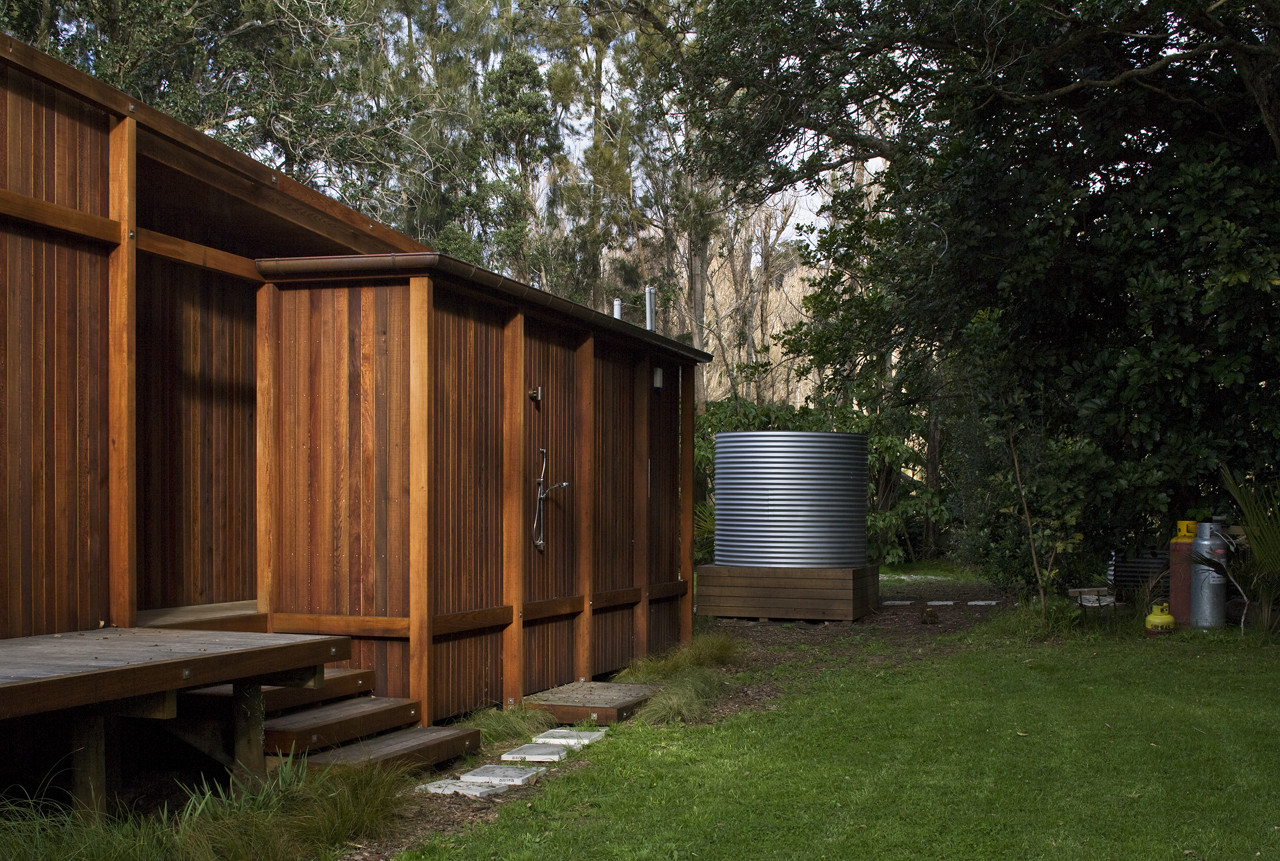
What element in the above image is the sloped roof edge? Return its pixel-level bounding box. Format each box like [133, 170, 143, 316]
[256, 253, 711, 364]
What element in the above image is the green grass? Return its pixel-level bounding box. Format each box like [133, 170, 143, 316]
[398, 624, 1280, 860]
[0, 757, 411, 861]
[880, 558, 982, 583]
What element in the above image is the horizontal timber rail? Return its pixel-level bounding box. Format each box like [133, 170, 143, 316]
[523, 596, 584, 623]
[648, 580, 689, 602]
[0, 186, 119, 244]
[272, 614, 410, 639]
[592, 587, 642, 612]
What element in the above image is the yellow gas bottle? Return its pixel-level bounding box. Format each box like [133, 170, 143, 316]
[1145, 602, 1175, 637]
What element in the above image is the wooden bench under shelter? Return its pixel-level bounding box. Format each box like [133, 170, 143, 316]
[0, 628, 348, 815]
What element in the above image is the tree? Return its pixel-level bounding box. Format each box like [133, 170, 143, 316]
[671, 0, 1280, 582]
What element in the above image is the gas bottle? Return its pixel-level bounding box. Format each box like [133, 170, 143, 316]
[1190, 521, 1229, 628]
[1144, 602, 1175, 637]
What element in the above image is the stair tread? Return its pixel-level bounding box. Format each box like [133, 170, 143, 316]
[304, 726, 482, 768]
[265, 697, 421, 752]
[184, 668, 376, 713]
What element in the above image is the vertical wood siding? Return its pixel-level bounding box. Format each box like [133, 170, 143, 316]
[428, 287, 507, 719]
[647, 359, 682, 655]
[273, 283, 411, 691]
[0, 66, 111, 638]
[136, 257, 256, 609]
[590, 343, 637, 674]
[522, 320, 579, 693]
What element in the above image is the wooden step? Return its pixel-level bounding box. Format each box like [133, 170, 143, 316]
[303, 726, 482, 769]
[182, 668, 376, 714]
[265, 697, 421, 753]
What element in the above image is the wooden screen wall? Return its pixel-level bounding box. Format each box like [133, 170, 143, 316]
[427, 288, 507, 720]
[136, 257, 256, 610]
[0, 66, 112, 638]
[647, 359, 683, 655]
[591, 342, 639, 674]
[267, 283, 412, 696]
[522, 320, 580, 695]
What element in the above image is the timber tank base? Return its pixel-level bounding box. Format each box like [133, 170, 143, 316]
[695, 565, 879, 622]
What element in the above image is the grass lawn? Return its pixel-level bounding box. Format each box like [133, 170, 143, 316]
[400, 619, 1280, 860]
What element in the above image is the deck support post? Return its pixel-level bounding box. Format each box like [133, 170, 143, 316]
[70, 716, 112, 819]
[230, 683, 267, 783]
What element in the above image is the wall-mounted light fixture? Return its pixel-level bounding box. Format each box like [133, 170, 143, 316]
[653, 367, 664, 392]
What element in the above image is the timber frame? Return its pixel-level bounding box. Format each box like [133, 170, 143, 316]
[0, 33, 708, 726]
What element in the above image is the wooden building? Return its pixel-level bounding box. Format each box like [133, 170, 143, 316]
[0, 33, 707, 726]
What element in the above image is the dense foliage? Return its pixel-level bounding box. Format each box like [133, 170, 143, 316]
[676, 0, 1280, 586]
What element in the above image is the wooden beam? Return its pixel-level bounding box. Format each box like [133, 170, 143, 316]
[632, 355, 651, 657]
[679, 363, 696, 644]
[256, 284, 281, 618]
[573, 336, 595, 681]
[271, 613, 409, 639]
[408, 276, 434, 726]
[592, 586, 642, 611]
[1, 32, 428, 257]
[0, 186, 119, 244]
[107, 116, 138, 629]
[431, 605, 514, 637]
[523, 595, 584, 624]
[138, 130, 418, 256]
[650, 580, 689, 602]
[137, 228, 261, 282]
[501, 312, 527, 708]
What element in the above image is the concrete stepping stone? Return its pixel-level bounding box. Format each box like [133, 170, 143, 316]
[460, 764, 546, 786]
[968, 600, 999, 606]
[882, 600, 913, 606]
[532, 728, 607, 749]
[927, 600, 955, 606]
[501, 743, 568, 763]
[420, 779, 509, 798]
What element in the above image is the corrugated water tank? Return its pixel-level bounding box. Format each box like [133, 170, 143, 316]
[713, 431, 868, 567]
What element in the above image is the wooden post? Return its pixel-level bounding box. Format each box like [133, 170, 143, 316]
[573, 336, 596, 681]
[679, 363, 696, 644]
[501, 313, 527, 706]
[230, 683, 267, 783]
[70, 716, 108, 819]
[255, 284, 281, 621]
[107, 115, 137, 628]
[632, 354, 651, 658]
[408, 277, 434, 724]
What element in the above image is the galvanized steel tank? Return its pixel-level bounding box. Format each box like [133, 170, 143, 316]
[713, 431, 868, 567]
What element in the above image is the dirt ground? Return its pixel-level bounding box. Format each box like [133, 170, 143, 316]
[336, 577, 1007, 861]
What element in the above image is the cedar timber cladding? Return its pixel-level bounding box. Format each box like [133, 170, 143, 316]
[0, 34, 709, 723]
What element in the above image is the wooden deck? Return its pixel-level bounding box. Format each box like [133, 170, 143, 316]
[0, 628, 349, 813]
[0, 628, 349, 720]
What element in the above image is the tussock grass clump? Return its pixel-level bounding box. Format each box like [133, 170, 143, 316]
[615, 632, 739, 684]
[459, 705, 559, 746]
[615, 633, 739, 725]
[0, 758, 411, 861]
[633, 667, 723, 725]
